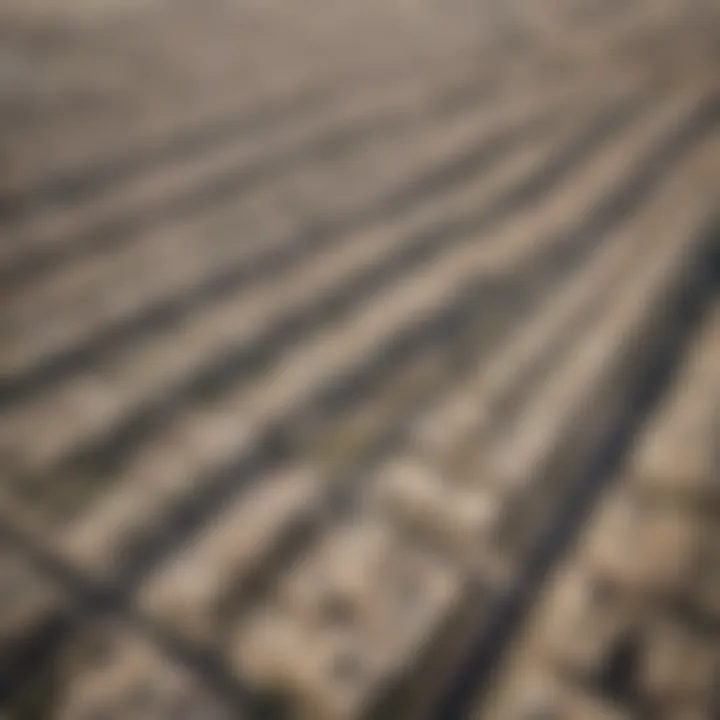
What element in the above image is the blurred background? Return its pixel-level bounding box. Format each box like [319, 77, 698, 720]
[0, 1, 719, 718]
